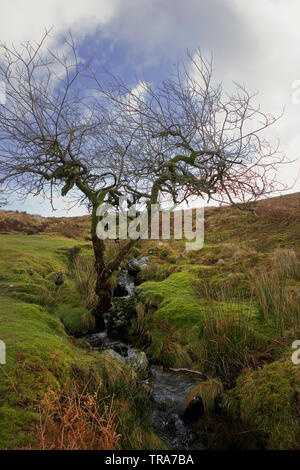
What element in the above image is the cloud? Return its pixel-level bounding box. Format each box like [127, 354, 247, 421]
[0, 0, 120, 45]
[0, 0, 299, 215]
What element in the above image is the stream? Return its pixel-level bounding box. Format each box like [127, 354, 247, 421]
[85, 258, 205, 450]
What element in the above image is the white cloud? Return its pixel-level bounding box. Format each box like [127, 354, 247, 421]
[0, 0, 120, 46]
[1, 0, 299, 215]
[228, 0, 300, 192]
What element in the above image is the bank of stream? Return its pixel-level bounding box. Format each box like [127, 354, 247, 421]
[85, 258, 206, 450]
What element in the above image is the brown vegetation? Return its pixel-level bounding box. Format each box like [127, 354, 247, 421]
[31, 383, 120, 450]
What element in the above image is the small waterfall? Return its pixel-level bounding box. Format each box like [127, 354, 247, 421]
[113, 267, 135, 297]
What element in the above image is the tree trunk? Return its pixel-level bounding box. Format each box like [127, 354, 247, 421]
[90, 205, 113, 330]
[90, 204, 135, 331]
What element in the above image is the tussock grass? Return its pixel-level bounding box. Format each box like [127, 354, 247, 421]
[198, 301, 259, 386]
[273, 248, 299, 279]
[224, 357, 300, 450]
[187, 379, 223, 415]
[72, 255, 97, 309]
[147, 323, 191, 368]
[252, 270, 300, 336]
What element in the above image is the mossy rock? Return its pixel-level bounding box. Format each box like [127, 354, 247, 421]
[107, 296, 137, 339]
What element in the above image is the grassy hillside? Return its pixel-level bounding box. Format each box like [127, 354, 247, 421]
[0, 193, 299, 449]
[0, 233, 162, 450]
[131, 193, 300, 449]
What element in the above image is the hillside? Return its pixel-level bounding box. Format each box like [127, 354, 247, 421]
[0, 193, 299, 450]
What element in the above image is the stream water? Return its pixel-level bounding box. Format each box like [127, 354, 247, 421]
[85, 260, 205, 450]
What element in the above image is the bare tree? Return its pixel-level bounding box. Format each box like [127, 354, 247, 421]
[0, 33, 289, 328]
[94, 52, 288, 209]
[0, 31, 138, 326]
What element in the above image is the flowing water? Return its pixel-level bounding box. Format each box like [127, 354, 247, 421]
[85, 259, 205, 450]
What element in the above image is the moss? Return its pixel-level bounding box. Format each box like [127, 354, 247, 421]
[140, 271, 203, 327]
[207, 272, 251, 298]
[224, 357, 300, 449]
[0, 234, 162, 450]
[58, 304, 95, 336]
[138, 269, 263, 369]
[138, 261, 182, 282]
[0, 405, 38, 449]
[1, 192, 299, 449]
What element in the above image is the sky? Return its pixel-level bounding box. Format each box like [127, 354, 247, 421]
[0, 0, 300, 216]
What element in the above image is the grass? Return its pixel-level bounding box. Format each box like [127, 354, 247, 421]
[198, 305, 260, 386]
[252, 261, 300, 337]
[224, 356, 300, 450]
[1, 193, 300, 450]
[73, 254, 97, 308]
[187, 379, 223, 415]
[31, 381, 120, 450]
[0, 233, 163, 450]
[134, 195, 300, 449]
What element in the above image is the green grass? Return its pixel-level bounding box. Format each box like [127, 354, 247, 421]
[224, 356, 300, 449]
[1, 193, 300, 450]
[0, 234, 163, 450]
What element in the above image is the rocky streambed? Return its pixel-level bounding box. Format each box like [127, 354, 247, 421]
[85, 257, 206, 450]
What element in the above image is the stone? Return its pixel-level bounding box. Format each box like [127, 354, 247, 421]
[107, 296, 136, 339]
[127, 256, 149, 274]
[127, 351, 149, 380]
[107, 349, 126, 362]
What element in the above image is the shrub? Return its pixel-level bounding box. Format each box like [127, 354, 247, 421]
[54, 221, 85, 239]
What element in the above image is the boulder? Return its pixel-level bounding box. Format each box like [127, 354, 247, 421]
[127, 256, 149, 274]
[107, 296, 136, 339]
[107, 349, 126, 362]
[127, 351, 149, 380]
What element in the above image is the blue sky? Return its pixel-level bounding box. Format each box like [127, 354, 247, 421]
[1, 0, 300, 216]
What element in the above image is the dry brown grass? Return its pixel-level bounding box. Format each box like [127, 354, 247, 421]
[256, 196, 299, 224]
[33, 383, 120, 450]
[272, 248, 299, 279]
[0, 210, 49, 234]
[0, 210, 88, 238]
[53, 221, 85, 239]
[72, 255, 97, 309]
